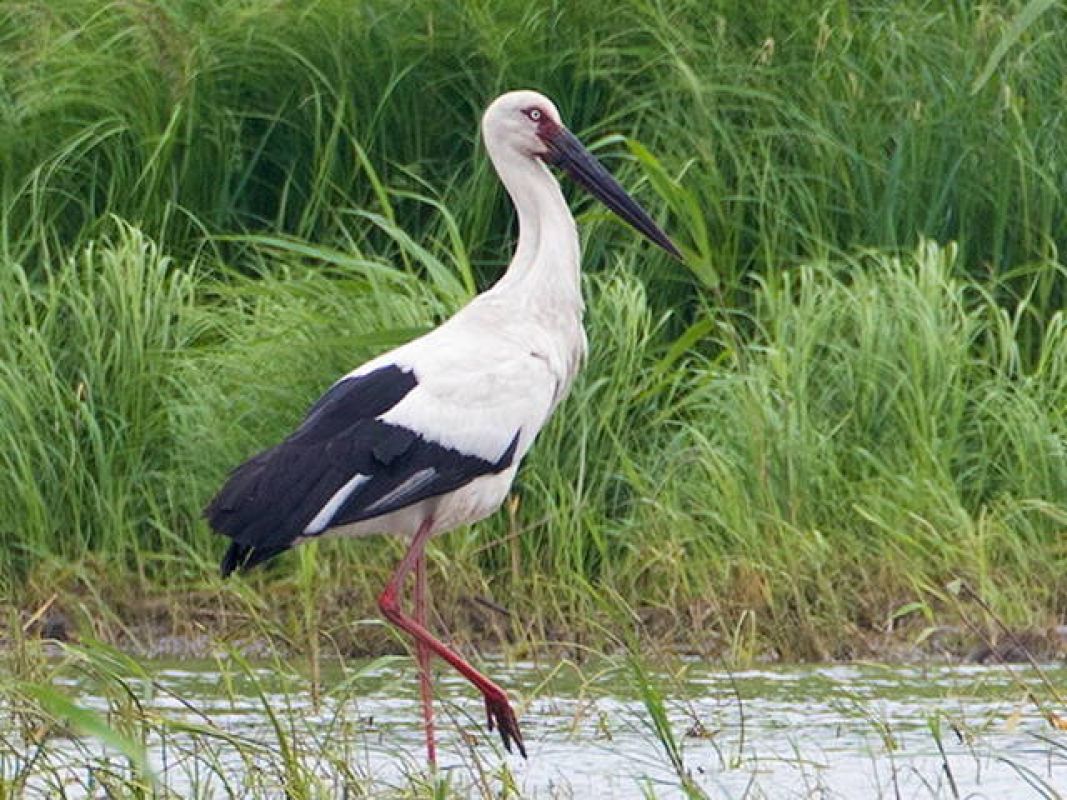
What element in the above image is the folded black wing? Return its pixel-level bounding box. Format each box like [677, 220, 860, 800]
[205, 363, 519, 575]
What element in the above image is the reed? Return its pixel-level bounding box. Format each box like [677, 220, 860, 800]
[0, 0, 1064, 661]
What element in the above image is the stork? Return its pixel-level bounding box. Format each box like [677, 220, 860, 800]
[205, 90, 681, 764]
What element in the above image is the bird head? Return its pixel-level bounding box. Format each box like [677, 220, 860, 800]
[482, 90, 682, 260]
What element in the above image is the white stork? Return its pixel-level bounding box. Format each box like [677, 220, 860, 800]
[206, 89, 681, 764]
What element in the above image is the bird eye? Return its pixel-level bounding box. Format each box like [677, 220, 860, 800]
[526, 108, 543, 122]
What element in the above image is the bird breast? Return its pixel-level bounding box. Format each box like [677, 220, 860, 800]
[465, 289, 587, 413]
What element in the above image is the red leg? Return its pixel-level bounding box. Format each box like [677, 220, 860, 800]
[414, 549, 437, 766]
[379, 517, 526, 758]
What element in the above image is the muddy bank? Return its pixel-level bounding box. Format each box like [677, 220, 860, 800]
[11, 591, 1067, 666]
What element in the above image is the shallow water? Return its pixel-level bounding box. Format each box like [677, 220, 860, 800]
[4, 656, 1066, 798]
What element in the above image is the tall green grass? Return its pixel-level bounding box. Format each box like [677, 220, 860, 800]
[0, 223, 195, 577]
[1, 0, 1066, 658]
[3, 1, 1064, 283]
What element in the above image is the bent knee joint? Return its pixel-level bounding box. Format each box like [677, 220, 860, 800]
[378, 585, 402, 619]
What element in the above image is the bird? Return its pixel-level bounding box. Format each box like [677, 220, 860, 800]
[205, 89, 681, 765]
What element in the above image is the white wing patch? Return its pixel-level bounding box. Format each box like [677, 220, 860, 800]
[304, 473, 369, 534]
[364, 467, 438, 515]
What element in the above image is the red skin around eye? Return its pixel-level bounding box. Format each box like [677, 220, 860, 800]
[538, 116, 560, 134]
[522, 107, 560, 140]
[534, 115, 561, 143]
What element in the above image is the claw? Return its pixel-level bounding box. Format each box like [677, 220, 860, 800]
[484, 691, 527, 758]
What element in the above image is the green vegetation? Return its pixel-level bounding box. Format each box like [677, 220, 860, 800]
[1, 0, 1065, 666]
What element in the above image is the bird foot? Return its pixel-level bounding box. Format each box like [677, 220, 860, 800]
[484, 689, 527, 758]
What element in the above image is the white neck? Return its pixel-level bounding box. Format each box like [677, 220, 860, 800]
[487, 149, 582, 310]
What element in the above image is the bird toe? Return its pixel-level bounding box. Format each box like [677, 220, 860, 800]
[484, 692, 527, 759]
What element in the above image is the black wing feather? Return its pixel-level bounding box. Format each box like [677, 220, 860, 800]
[330, 426, 519, 525]
[206, 364, 519, 576]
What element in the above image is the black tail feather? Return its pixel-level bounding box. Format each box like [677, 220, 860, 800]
[220, 541, 290, 577]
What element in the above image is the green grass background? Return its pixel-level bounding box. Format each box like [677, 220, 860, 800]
[1, 0, 1065, 659]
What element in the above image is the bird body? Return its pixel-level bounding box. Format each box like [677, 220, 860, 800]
[206, 89, 680, 761]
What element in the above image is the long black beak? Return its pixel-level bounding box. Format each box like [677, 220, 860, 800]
[542, 125, 682, 260]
